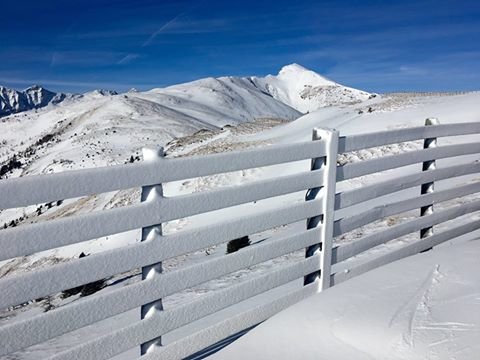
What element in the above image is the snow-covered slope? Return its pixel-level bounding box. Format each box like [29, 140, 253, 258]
[160, 75, 301, 125]
[212, 239, 480, 360]
[0, 85, 69, 117]
[247, 91, 480, 143]
[0, 75, 300, 178]
[250, 63, 372, 113]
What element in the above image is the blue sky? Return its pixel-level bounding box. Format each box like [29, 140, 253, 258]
[1, 0, 479, 93]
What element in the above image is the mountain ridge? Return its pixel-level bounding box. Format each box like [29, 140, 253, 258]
[0, 85, 72, 117]
[0, 64, 371, 117]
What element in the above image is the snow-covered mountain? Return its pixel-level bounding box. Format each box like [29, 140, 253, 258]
[250, 63, 372, 113]
[0, 68, 304, 180]
[0, 85, 69, 117]
[0, 67, 308, 281]
[84, 89, 119, 97]
[0, 64, 370, 121]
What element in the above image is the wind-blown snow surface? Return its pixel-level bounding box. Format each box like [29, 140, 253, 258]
[246, 90, 480, 142]
[212, 239, 480, 360]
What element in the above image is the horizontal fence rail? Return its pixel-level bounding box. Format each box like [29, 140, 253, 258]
[46, 257, 321, 360]
[338, 121, 480, 153]
[0, 141, 326, 210]
[0, 168, 324, 261]
[331, 218, 480, 285]
[0, 136, 330, 360]
[337, 141, 480, 181]
[1, 120, 479, 359]
[334, 181, 480, 237]
[334, 161, 480, 210]
[331, 119, 480, 287]
[0, 200, 323, 310]
[332, 198, 480, 266]
[0, 227, 322, 354]
[144, 284, 317, 360]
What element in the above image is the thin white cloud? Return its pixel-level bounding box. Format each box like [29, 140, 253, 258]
[61, 28, 152, 39]
[117, 54, 140, 65]
[142, 13, 185, 47]
[49, 51, 124, 67]
[0, 77, 160, 91]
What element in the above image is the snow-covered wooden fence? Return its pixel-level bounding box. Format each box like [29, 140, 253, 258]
[330, 120, 480, 285]
[0, 140, 329, 359]
[0, 120, 479, 359]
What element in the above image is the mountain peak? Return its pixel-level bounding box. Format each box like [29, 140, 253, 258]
[278, 63, 310, 74]
[277, 63, 335, 87]
[248, 63, 371, 113]
[94, 89, 118, 96]
[0, 85, 65, 117]
[24, 84, 43, 91]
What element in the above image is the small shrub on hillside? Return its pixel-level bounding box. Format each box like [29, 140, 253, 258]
[61, 252, 107, 298]
[226, 236, 251, 254]
[79, 279, 107, 297]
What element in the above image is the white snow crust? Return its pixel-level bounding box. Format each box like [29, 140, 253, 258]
[212, 239, 480, 360]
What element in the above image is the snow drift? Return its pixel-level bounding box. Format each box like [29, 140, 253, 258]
[212, 239, 480, 360]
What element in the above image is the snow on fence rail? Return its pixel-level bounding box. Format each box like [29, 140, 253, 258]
[0, 120, 479, 359]
[330, 119, 480, 285]
[0, 139, 329, 359]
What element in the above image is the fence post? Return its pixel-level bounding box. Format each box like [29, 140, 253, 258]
[304, 128, 339, 291]
[420, 118, 439, 242]
[140, 147, 165, 355]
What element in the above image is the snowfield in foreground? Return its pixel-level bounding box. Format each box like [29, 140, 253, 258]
[212, 238, 480, 360]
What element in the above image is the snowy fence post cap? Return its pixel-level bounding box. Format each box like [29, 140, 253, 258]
[312, 127, 338, 140]
[141, 147, 164, 202]
[142, 147, 164, 161]
[425, 117, 439, 126]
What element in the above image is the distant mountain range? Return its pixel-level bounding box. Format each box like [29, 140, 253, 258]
[0, 64, 372, 118]
[0, 85, 71, 117]
[0, 63, 377, 182]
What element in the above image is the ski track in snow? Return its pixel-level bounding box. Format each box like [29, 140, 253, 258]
[389, 265, 442, 350]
